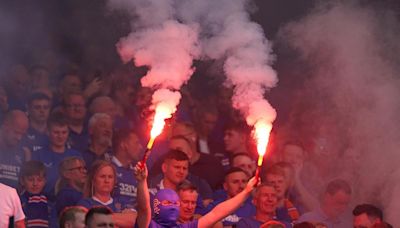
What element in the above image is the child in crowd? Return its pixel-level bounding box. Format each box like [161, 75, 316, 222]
[19, 161, 57, 227]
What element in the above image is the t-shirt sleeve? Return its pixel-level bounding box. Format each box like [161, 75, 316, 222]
[11, 188, 25, 222]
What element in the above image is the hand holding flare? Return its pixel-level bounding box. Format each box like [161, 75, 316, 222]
[253, 120, 272, 184]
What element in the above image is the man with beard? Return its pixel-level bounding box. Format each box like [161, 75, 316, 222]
[111, 128, 143, 210]
[0, 110, 29, 188]
[81, 113, 113, 168]
[55, 157, 87, 214]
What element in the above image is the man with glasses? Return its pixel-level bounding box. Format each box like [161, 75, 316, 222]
[62, 92, 89, 153]
[56, 157, 87, 214]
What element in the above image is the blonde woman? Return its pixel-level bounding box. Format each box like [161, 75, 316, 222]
[77, 160, 137, 227]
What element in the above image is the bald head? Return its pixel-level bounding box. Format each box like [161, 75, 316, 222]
[2, 110, 29, 147]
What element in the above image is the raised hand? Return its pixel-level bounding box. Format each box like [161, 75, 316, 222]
[134, 161, 148, 182]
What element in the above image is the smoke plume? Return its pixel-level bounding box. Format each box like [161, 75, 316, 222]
[110, 0, 277, 145]
[177, 0, 278, 134]
[110, 0, 200, 121]
[278, 1, 400, 225]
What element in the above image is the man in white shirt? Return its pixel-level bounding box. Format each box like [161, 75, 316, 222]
[0, 183, 25, 228]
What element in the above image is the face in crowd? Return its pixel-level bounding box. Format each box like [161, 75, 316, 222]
[323, 190, 351, 219]
[93, 165, 115, 196]
[89, 115, 113, 146]
[48, 124, 69, 148]
[65, 159, 87, 188]
[265, 173, 289, 201]
[87, 213, 114, 228]
[2, 111, 29, 147]
[125, 133, 143, 161]
[21, 172, 46, 195]
[178, 189, 198, 222]
[198, 111, 218, 137]
[224, 170, 248, 198]
[224, 129, 246, 153]
[253, 185, 279, 215]
[64, 94, 86, 122]
[231, 154, 256, 177]
[162, 158, 189, 186]
[61, 74, 82, 94]
[169, 138, 194, 162]
[28, 98, 51, 124]
[281, 144, 305, 171]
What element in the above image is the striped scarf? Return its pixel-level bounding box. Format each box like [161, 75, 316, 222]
[21, 192, 50, 227]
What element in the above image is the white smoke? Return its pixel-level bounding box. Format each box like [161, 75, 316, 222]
[110, 0, 277, 137]
[109, 0, 200, 121]
[278, 1, 400, 225]
[176, 0, 277, 136]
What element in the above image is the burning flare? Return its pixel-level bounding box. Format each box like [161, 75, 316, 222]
[253, 120, 273, 182]
[147, 104, 172, 149]
[254, 120, 272, 166]
[146, 89, 181, 150]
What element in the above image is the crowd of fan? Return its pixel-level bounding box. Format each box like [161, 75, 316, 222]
[0, 63, 393, 228]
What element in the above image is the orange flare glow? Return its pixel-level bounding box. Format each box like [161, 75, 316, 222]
[254, 120, 272, 166]
[147, 103, 174, 149]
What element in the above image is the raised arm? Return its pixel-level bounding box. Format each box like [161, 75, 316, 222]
[198, 177, 258, 228]
[292, 167, 318, 211]
[134, 162, 151, 228]
[112, 211, 137, 227]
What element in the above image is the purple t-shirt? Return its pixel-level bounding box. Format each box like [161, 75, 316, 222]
[149, 219, 198, 228]
[237, 217, 292, 228]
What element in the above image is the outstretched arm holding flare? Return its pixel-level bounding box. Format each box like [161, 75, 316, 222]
[134, 162, 151, 228]
[198, 177, 259, 228]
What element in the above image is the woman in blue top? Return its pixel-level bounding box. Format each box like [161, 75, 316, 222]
[78, 160, 137, 227]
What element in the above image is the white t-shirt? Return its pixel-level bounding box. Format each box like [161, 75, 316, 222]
[0, 183, 25, 227]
